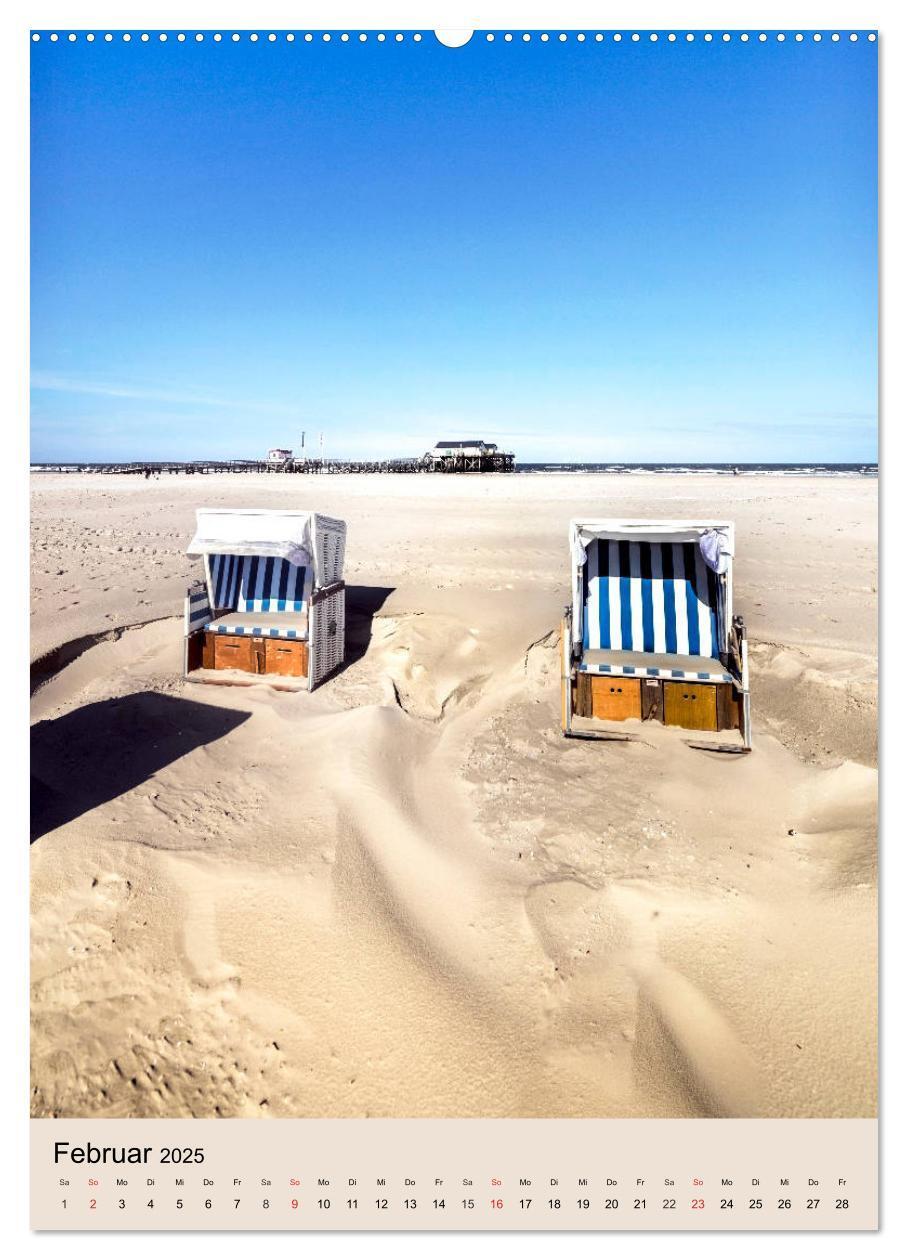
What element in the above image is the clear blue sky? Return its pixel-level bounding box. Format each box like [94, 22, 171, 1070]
[31, 31, 877, 463]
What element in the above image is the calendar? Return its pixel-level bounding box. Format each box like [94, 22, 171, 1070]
[31, 1120, 877, 1230]
[28, 11, 880, 1243]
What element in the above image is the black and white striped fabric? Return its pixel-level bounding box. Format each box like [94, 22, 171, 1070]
[208, 554, 311, 614]
[582, 539, 721, 659]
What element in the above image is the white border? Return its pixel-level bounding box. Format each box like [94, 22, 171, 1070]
[4, 3, 900, 1257]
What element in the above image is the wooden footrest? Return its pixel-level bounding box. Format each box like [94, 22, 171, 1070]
[203, 632, 309, 679]
[573, 673, 742, 735]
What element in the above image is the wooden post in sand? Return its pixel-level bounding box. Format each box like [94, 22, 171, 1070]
[560, 611, 571, 735]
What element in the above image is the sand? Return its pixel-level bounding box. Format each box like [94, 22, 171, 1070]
[30, 472, 877, 1119]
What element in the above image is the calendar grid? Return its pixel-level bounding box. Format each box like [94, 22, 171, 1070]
[31, 1118, 877, 1231]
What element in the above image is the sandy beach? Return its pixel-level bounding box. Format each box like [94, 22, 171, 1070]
[30, 471, 877, 1119]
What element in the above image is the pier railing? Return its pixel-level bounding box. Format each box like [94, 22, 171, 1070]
[32, 453, 516, 475]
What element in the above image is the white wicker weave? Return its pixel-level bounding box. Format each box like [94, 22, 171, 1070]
[308, 584, 346, 689]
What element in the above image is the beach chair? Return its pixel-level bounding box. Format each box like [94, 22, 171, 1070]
[561, 519, 751, 750]
[183, 508, 346, 690]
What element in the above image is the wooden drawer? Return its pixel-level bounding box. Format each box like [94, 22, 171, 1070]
[590, 675, 642, 721]
[265, 638, 308, 678]
[663, 681, 718, 731]
[213, 634, 256, 673]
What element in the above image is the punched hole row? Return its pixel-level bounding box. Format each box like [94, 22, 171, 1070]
[32, 31, 878, 45]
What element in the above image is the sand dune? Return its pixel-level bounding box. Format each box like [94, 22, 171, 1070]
[30, 473, 877, 1118]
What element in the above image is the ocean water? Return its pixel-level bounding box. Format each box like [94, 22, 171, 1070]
[516, 462, 878, 477]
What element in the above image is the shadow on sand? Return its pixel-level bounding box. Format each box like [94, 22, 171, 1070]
[344, 585, 396, 666]
[30, 690, 250, 843]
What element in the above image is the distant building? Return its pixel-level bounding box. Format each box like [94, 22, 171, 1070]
[266, 448, 293, 465]
[427, 439, 498, 465]
[424, 439, 514, 473]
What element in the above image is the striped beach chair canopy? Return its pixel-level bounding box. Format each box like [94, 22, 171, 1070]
[185, 507, 346, 640]
[569, 519, 737, 684]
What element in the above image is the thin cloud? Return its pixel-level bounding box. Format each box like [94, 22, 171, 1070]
[798, 410, 878, 422]
[30, 371, 296, 415]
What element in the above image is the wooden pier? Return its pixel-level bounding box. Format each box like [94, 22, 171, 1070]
[33, 452, 516, 476]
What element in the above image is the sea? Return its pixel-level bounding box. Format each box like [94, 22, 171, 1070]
[515, 462, 877, 477]
[30, 460, 877, 477]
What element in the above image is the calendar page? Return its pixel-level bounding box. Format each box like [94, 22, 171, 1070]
[28, 6, 879, 1238]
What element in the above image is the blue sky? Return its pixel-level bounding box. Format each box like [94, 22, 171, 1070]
[30, 31, 877, 463]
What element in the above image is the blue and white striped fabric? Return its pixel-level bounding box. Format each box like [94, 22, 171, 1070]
[208, 554, 311, 613]
[206, 616, 307, 640]
[185, 587, 212, 634]
[582, 539, 721, 659]
[578, 658, 734, 683]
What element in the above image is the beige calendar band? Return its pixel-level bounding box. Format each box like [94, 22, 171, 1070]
[31, 1117, 877, 1231]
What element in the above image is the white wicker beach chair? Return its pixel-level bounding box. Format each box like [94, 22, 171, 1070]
[561, 519, 751, 749]
[183, 508, 346, 690]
